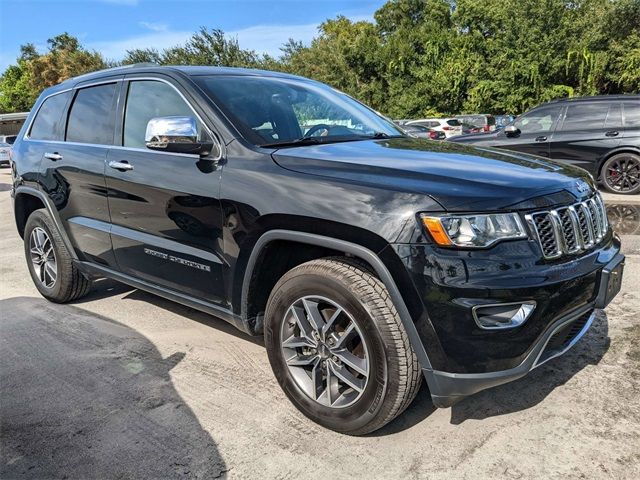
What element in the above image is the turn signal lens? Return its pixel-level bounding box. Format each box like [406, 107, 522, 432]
[422, 216, 453, 246]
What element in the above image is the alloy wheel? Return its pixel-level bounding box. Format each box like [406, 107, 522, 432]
[606, 156, 640, 193]
[29, 227, 57, 288]
[280, 295, 370, 408]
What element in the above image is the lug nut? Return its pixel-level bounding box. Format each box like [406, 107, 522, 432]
[332, 355, 339, 363]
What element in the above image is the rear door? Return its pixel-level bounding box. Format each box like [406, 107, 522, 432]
[549, 101, 622, 174]
[497, 105, 562, 158]
[105, 76, 226, 305]
[38, 79, 120, 268]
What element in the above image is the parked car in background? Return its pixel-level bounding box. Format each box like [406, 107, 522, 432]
[460, 122, 482, 135]
[449, 95, 640, 194]
[455, 114, 496, 132]
[400, 124, 445, 140]
[406, 118, 462, 138]
[0, 142, 11, 167]
[0, 135, 18, 145]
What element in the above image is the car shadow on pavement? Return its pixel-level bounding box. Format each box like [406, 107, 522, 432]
[0, 296, 228, 479]
[449, 311, 610, 425]
[71, 279, 264, 347]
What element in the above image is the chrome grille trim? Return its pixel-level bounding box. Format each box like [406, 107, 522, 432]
[525, 194, 609, 259]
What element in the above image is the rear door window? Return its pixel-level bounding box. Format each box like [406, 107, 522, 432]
[446, 119, 461, 126]
[29, 91, 71, 141]
[66, 83, 117, 145]
[560, 103, 609, 131]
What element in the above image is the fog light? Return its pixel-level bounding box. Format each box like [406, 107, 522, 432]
[472, 301, 536, 330]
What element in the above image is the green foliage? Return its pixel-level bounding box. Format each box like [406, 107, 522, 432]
[1, 2, 638, 115]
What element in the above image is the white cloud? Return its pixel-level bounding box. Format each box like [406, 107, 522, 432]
[87, 30, 192, 60]
[139, 21, 168, 32]
[228, 22, 320, 57]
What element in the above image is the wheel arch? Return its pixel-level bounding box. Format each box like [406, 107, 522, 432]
[240, 229, 435, 377]
[13, 186, 77, 259]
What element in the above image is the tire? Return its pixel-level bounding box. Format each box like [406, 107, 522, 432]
[264, 257, 422, 435]
[601, 153, 640, 195]
[24, 209, 92, 303]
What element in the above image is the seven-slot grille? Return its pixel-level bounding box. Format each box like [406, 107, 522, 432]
[525, 194, 608, 259]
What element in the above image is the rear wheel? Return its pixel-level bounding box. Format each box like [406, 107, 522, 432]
[264, 257, 422, 435]
[602, 153, 640, 195]
[24, 209, 92, 303]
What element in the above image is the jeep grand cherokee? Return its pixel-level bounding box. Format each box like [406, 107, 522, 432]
[10, 65, 624, 435]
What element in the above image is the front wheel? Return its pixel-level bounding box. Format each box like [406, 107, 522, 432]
[602, 153, 640, 195]
[264, 258, 422, 435]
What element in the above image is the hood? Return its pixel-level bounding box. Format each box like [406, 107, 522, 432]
[271, 137, 595, 211]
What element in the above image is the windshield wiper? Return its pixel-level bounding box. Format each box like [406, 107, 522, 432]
[261, 137, 324, 148]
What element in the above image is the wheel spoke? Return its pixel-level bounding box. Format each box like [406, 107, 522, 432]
[282, 334, 315, 349]
[289, 305, 317, 344]
[311, 359, 323, 400]
[329, 361, 365, 393]
[321, 307, 342, 336]
[332, 349, 368, 376]
[44, 262, 56, 284]
[333, 321, 357, 349]
[286, 353, 318, 367]
[301, 298, 325, 334]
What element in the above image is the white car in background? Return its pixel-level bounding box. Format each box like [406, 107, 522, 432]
[405, 118, 463, 138]
[0, 142, 11, 167]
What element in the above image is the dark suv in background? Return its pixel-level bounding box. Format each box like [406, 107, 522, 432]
[10, 66, 624, 434]
[449, 96, 640, 194]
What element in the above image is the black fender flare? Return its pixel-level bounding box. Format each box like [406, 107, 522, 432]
[241, 229, 435, 377]
[13, 185, 78, 260]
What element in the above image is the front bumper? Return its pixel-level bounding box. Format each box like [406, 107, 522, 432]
[423, 252, 624, 407]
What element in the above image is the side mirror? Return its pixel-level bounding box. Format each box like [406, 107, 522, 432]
[145, 116, 220, 158]
[504, 125, 520, 137]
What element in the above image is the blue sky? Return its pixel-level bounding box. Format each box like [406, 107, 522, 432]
[0, 0, 385, 71]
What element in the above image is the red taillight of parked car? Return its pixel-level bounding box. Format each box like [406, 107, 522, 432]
[483, 125, 490, 132]
[442, 126, 452, 131]
[429, 131, 439, 140]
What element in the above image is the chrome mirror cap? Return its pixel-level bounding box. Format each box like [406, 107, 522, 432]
[145, 116, 198, 148]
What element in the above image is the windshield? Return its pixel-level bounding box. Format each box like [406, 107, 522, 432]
[194, 75, 404, 147]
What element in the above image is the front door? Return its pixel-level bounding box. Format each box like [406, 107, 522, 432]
[105, 77, 226, 305]
[498, 105, 563, 158]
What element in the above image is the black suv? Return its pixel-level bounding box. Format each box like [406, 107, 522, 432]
[449, 96, 640, 194]
[10, 66, 625, 434]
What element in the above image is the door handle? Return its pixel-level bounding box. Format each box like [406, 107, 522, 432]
[44, 152, 63, 161]
[605, 130, 619, 137]
[535, 136, 547, 142]
[108, 160, 134, 171]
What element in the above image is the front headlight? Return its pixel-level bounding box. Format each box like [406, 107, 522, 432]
[421, 212, 528, 248]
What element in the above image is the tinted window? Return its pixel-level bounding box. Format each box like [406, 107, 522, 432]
[124, 80, 203, 149]
[29, 92, 70, 141]
[66, 84, 116, 144]
[561, 103, 609, 131]
[446, 119, 461, 126]
[514, 106, 561, 133]
[604, 103, 622, 128]
[624, 102, 640, 127]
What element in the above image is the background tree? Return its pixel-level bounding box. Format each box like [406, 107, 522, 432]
[1, 1, 638, 116]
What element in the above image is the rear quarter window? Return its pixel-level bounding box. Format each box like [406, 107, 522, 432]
[446, 119, 461, 126]
[29, 91, 71, 141]
[624, 102, 640, 127]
